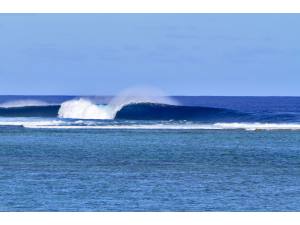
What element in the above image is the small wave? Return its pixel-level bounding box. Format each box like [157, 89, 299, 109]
[0, 100, 52, 108]
[0, 105, 60, 117]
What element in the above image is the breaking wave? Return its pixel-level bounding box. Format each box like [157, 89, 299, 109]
[57, 97, 243, 121]
[0, 88, 300, 123]
[0, 98, 299, 123]
[58, 90, 180, 120]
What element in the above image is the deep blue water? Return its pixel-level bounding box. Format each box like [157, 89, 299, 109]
[0, 96, 300, 211]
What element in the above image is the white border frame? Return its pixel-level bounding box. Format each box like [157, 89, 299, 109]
[0, 1, 300, 223]
[0, 0, 300, 13]
[1, 212, 300, 225]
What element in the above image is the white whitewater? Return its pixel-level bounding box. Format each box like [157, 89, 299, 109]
[15, 122, 300, 130]
[58, 98, 114, 120]
[1, 119, 300, 130]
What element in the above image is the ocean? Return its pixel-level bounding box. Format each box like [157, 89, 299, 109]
[0, 96, 300, 211]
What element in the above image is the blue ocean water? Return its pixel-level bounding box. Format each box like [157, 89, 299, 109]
[0, 96, 300, 211]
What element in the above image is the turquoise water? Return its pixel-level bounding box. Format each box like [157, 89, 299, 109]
[1, 128, 300, 211]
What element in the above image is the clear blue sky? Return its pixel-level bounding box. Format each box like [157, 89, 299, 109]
[0, 14, 299, 96]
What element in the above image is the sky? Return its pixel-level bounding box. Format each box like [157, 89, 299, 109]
[0, 14, 300, 96]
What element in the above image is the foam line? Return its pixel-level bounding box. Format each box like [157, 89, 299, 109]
[20, 122, 300, 130]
